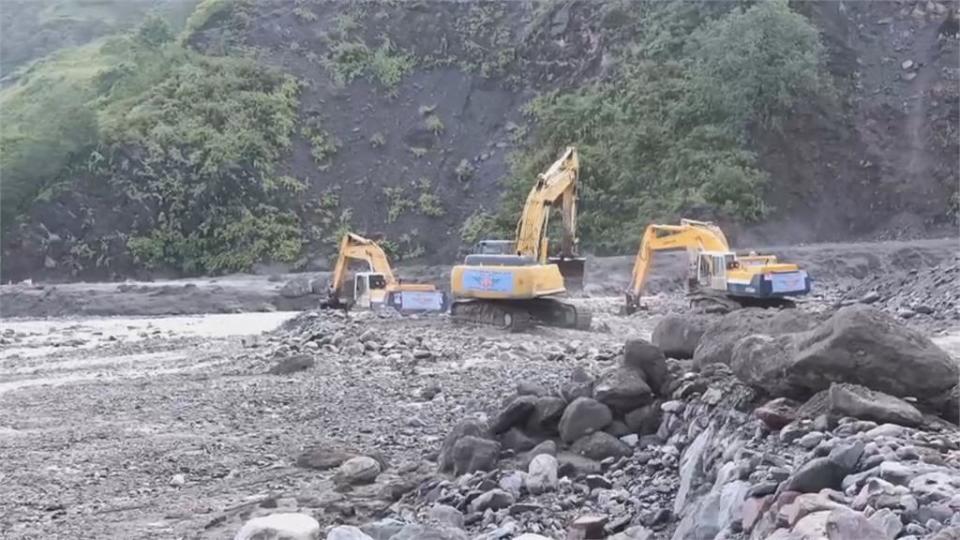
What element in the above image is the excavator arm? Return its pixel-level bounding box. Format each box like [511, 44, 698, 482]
[327, 233, 396, 302]
[625, 220, 729, 313]
[514, 146, 580, 262]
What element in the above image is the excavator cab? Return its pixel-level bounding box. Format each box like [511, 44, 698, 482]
[354, 271, 388, 309]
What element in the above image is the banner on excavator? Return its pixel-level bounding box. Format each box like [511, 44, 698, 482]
[462, 270, 515, 293]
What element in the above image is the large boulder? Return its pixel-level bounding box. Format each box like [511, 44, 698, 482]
[652, 315, 709, 359]
[787, 306, 957, 400]
[593, 367, 654, 413]
[624, 403, 661, 435]
[693, 309, 820, 369]
[526, 454, 559, 494]
[327, 526, 373, 540]
[730, 306, 957, 404]
[623, 339, 668, 394]
[335, 456, 381, 485]
[826, 383, 923, 427]
[558, 397, 613, 443]
[235, 513, 320, 540]
[571, 431, 632, 460]
[490, 395, 538, 434]
[438, 419, 486, 472]
[450, 436, 500, 476]
[525, 396, 567, 434]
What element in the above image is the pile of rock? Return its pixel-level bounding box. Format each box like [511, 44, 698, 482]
[840, 255, 960, 330]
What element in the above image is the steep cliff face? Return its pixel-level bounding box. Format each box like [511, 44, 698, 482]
[1, 0, 957, 282]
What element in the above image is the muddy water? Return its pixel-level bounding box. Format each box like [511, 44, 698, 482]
[0, 311, 297, 394]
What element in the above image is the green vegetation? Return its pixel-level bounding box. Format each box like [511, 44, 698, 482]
[383, 178, 445, 222]
[460, 210, 497, 245]
[454, 159, 475, 182]
[304, 127, 340, 167]
[415, 178, 445, 217]
[0, 8, 305, 274]
[500, 0, 831, 253]
[383, 186, 416, 223]
[324, 38, 415, 90]
[369, 132, 386, 148]
[424, 114, 445, 135]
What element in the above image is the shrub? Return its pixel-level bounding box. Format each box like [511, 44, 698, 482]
[424, 114, 444, 135]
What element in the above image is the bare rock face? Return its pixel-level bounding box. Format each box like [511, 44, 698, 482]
[693, 309, 820, 369]
[651, 315, 710, 359]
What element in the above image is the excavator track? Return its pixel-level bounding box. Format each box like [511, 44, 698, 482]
[451, 298, 591, 331]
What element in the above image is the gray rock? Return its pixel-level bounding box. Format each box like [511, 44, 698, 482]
[296, 444, 354, 470]
[674, 425, 714, 515]
[439, 419, 486, 472]
[360, 518, 405, 540]
[335, 456, 381, 485]
[517, 381, 548, 396]
[860, 291, 881, 304]
[526, 453, 558, 494]
[593, 367, 654, 413]
[491, 395, 538, 434]
[797, 431, 825, 449]
[623, 338, 668, 393]
[624, 403, 661, 435]
[521, 439, 557, 469]
[327, 526, 374, 540]
[559, 397, 613, 443]
[827, 383, 923, 427]
[782, 458, 847, 493]
[498, 470, 524, 497]
[571, 431, 632, 460]
[526, 396, 566, 434]
[468, 489, 515, 513]
[693, 309, 819, 368]
[868, 508, 902, 538]
[268, 354, 315, 375]
[428, 504, 464, 529]
[608, 525, 653, 540]
[451, 436, 500, 476]
[388, 524, 469, 540]
[561, 367, 595, 402]
[651, 315, 709, 359]
[280, 277, 315, 298]
[825, 507, 888, 540]
[500, 427, 540, 452]
[557, 452, 602, 477]
[605, 420, 631, 437]
[235, 513, 320, 540]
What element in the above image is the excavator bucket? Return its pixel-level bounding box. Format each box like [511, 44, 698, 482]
[550, 257, 585, 291]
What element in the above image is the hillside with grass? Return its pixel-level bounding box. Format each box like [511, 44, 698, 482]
[2, 0, 957, 282]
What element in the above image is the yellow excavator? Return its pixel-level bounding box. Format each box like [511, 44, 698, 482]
[450, 146, 591, 331]
[624, 219, 811, 314]
[322, 233, 445, 312]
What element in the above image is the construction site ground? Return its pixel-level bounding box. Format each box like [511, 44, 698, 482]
[1, 237, 958, 539]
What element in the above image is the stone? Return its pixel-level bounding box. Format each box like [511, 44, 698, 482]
[557, 452, 602, 478]
[782, 458, 847, 493]
[909, 471, 960, 503]
[827, 383, 923, 427]
[607, 525, 652, 540]
[779, 493, 847, 526]
[269, 355, 315, 374]
[742, 495, 773, 533]
[787, 306, 956, 402]
[515, 535, 553, 540]
[359, 519, 404, 540]
[521, 439, 557, 469]
[623, 338, 668, 393]
[693, 309, 819, 368]
[869, 507, 903, 538]
[901, 59, 915, 70]
[388, 524, 468, 540]
[491, 395, 538, 434]
[559, 397, 613, 443]
[571, 431, 632, 461]
[327, 526, 373, 540]
[748, 482, 779, 498]
[428, 504, 464, 529]
[605, 420, 631, 437]
[825, 507, 888, 539]
[651, 315, 709, 359]
[500, 427, 540, 452]
[296, 444, 355, 470]
[674, 425, 714, 515]
[561, 367, 595, 402]
[468, 489, 515, 513]
[593, 367, 654, 413]
[797, 431, 825, 449]
[755, 397, 800, 430]
[624, 403, 661, 435]
[791, 510, 831, 538]
[860, 291, 881, 304]
[526, 396, 567, 434]
[498, 471, 525, 496]
[450, 436, 500, 476]
[280, 277, 315, 298]
[439, 419, 486, 472]
[517, 381, 549, 396]
[585, 474, 613, 490]
[527, 454, 559, 494]
[335, 456, 381, 485]
[568, 514, 608, 539]
[234, 513, 320, 540]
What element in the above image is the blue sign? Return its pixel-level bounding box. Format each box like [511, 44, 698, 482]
[462, 270, 515, 293]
